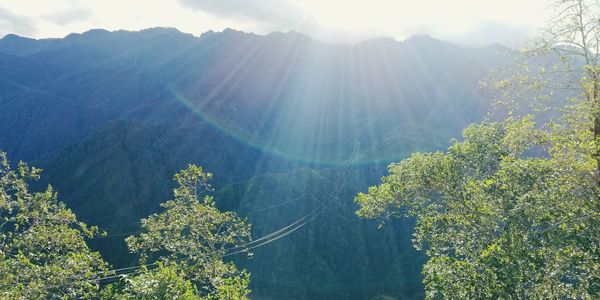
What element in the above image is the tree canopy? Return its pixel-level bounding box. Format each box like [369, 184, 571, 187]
[356, 117, 598, 298]
[0, 151, 108, 299]
[105, 164, 253, 299]
[0, 155, 253, 299]
[356, 0, 600, 298]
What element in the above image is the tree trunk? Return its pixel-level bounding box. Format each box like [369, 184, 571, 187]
[595, 106, 600, 186]
[592, 73, 600, 187]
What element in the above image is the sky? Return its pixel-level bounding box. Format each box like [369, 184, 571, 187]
[0, 0, 551, 47]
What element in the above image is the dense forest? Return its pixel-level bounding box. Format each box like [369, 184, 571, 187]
[1, 0, 599, 299]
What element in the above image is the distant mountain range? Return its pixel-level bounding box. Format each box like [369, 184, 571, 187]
[0, 28, 507, 299]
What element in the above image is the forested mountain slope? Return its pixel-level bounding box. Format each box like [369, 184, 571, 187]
[0, 28, 506, 299]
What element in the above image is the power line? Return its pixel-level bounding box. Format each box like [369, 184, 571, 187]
[90, 194, 310, 239]
[76, 202, 327, 287]
[91, 231, 140, 239]
[86, 198, 330, 286]
[241, 194, 308, 215]
[224, 197, 329, 258]
[32, 194, 331, 290]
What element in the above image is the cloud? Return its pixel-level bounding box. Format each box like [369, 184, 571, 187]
[0, 7, 37, 36]
[178, 0, 313, 30]
[42, 3, 92, 26]
[0, 0, 546, 47]
[436, 22, 535, 48]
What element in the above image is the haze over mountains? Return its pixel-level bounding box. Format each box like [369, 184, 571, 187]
[0, 27, 507, 299]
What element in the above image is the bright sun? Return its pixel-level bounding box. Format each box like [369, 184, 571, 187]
[293, 0, 548, 44]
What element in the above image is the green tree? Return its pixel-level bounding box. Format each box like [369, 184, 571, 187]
[0, 151, 108, 299]
[542, 1, 600, 173]
[106, 165, 252, 299]
[493, 0, 600, 184]
[100, 263, 202, 300]
[356, 1, 600, 298]
[356, 118, 598, 298]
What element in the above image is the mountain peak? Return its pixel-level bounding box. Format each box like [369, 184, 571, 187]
[1, 33, 33, 41]
[222, 27, 245, 34]
[402, 34, 439, 44]
[400, 34, 458, 49]
[218, 28, 255, 39]
[199, 30, 217, 39]
[267, 30, 313, 42]
[139, 27, 182, 34]
[64, 28, 111, 40]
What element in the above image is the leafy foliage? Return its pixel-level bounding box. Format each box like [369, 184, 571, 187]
[0, 151, 108, 299]
[357, 1, 600, 298]
[101, 263, 202, 300]
[356, 117, 599, 298]
[106, 165, 252, 299]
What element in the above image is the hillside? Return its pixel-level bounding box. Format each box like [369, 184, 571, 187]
[0, 28, 506, 299]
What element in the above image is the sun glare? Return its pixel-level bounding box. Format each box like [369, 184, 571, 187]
[1, 0, 548, 46]
[292, 0, 547, 44]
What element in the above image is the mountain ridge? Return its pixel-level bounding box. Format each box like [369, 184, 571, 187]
[0, 27, 506, 299]
[0, 26, 510, 52]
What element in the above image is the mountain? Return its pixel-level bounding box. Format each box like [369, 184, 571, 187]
[0, 28, 507, 299]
